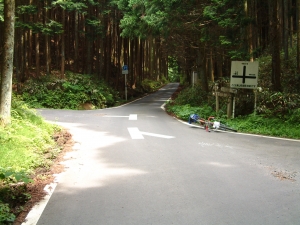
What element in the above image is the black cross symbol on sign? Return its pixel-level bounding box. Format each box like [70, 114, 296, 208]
[232, 66, 257, 83]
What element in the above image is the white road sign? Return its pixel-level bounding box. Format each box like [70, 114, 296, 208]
[230, 61, 258, 89]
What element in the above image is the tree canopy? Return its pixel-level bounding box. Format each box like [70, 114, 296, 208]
[0, 0, 299, 102]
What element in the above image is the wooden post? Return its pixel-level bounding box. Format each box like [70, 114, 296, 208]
[254, 89, 257, 115]
[227, 96, 233, 119]
[232, 96, 235, 119]
[215, 83, 219, 113]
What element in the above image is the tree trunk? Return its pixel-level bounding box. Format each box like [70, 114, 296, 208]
[74, 11, 79, 73]
[283, 0, 289, 60]
[270, 0, 282, 91]
[61, 8, 65, 79]
[45, 0, 51, 76]
[197, 47, 209, 92]
[297, 0, 300, 73]
[85, 6, 92, 75]
[35, 0, 40, 77]
[0, 0, 15, 126]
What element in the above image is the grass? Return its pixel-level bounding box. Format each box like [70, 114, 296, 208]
[229, 115, 300, 139]
[0, 98, 60, 172]
[0, 96, 61, 224]
[166, 103, 300, 140]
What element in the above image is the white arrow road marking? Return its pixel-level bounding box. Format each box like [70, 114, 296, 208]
[128, 127, 144, 139]
[128, 127, 175, 139]
[129, 114, 137, 120]
[104, 114, 137, 120]
[141, 131, 175, 139]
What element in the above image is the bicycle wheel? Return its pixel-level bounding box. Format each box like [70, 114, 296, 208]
[218, 123, 237, 132]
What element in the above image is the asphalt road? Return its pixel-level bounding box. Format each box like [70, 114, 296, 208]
[33, 83, 300, 225]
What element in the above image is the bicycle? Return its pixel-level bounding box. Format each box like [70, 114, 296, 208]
[189, 114, 237, 132]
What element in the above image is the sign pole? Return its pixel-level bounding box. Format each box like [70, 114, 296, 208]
[254, 89, 257, 115]
[125, 74, 127, 101]
[232, 96, 235, 119]
[122, 65, 129, 101]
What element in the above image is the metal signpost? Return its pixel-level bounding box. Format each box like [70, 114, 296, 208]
[122, 65, 128, 100]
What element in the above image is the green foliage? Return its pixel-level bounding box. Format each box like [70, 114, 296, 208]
[114, 0, 183, 38]
[257, 91, 300, 118]
[0, 201, 15, 224]
[16, 5, 37, 14]
[179, 74, 189, 86]
[230, 114, 300, 139]
[0, 95, 60, 172]
[86, 18, 103, 36]
[219, 35, 232, 46]
[256, 45, 300, 118]
[287, 108, 300, 124]
[0, 181, 31, 224]
[0, 168, 32, 184]
[0, 0, 3, 21]
[167, 83, 300, 139]
[16, 5, 63, 35]
[173, 85, 209, 107]
[52, 0, 92, 12]
[166, 104, 215, 121]
[21, 72, 120, 109]
[141, 79, 163, 93]
[168, 57, 180, 82]
[202, 0, 250, 60]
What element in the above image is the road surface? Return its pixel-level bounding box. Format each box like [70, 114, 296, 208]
[33, 83, 300, 225]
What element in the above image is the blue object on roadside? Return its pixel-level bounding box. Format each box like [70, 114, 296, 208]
[189, 114, 199, 124]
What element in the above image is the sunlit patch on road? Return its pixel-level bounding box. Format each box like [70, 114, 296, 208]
[199, 141, 233, 149]
[207, 162, 235, 168]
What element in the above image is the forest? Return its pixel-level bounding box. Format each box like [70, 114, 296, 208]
[0, 0, 299, 88]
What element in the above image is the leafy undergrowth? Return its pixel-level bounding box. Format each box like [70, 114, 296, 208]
[166, 85, 300, 140]
[21, 72, 120, 109]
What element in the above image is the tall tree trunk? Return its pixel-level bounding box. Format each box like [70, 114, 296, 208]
[245, 0, 254, 61]
[283, 0, 289, 60]
[289, 0, 294, 48]
[209, 48, 214, 81]
[85, 7, 92, 74]
[61, 8, 65, 79]
[28, 0, 33, 70]
[270, 0, 282, 91]
[0, 0, 15, 126]
[129, 39, 134, 85]
[297, 0, 300, 73]
[96, 6, 103, 78]
[35, 0, 40, 77]
[74, 11, 79, 72]
[197, 47, 209, 92]
[105, 16, 112, 81]
[45, 0, 51, 76]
